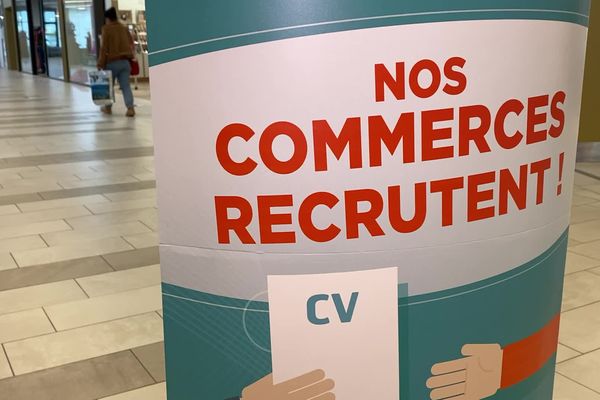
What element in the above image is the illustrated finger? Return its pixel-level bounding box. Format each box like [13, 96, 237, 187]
[289, 378, 334, 400]
[253, 373, 274, 386]
[311, 393, 335, 400]
[430, 382, 466, 400]
[430, 358, 467, 375]
[461, 344, 485, 356]
[277, 369, 326, 392]
[426, 370, 467, 389]
[241, 373, 273, 395]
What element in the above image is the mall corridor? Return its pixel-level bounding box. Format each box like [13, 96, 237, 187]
[0, 70, 164, 399]
[1, 69, 600, 399]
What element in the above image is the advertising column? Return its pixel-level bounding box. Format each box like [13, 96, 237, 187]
[145, 1, 591, 399]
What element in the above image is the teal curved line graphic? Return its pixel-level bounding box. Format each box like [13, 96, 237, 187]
[162, 230, 567, 308]
[146, 0, 591, 66]
[150, 9, 588, 57]
[162, 230, 567, 399]
[162, 293, 269, 313]
[405, 231, 567, 306]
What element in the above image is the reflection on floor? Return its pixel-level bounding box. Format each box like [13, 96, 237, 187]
[0, 69, 599, 399]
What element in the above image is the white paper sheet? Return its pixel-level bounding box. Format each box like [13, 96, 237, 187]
[268, 267, 399, 399]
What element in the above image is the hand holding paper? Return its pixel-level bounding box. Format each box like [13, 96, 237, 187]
[241, 370, 335, 400]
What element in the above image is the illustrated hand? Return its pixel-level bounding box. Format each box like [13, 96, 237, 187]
[427, 344, 503, 400]
[241, 369, 335, 400]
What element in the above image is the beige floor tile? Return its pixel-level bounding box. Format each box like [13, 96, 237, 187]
[100, 382, 166, 400]
[560, 302, 600, 353]
[0, 193, 42, 206]
[104, 156, 154, 166]
[0, 253, 17, 271]
[0, 206, 91, 228]
[0, 351, 154, 400]
[575, 172, 600, 187]
[104, 188, 156, 202]
[0, 167, 34, 180]
[572, 193, 600, 207]
[132, 172, 155, 181]
[79, 141, 152, 153]
[557, 344, 581, 363]
[12, 237, 134, 267]
[0, 220, 70, 241]
[124, 232, 158, 249]
[39, 160, 107, 173]
[132, 342, 165, 382]
[77, 264, 161, 297]
[156, 310, 163, 318]
[91, 164, 154, 175]
[0, 173, 23, 184]
[59, 176, 139, 189]
[44, 285, 162, 330]
[0, 235, 47, 252]
[75, 169, 151, 180]
[0, 177, 63, 190]
[18, 169, 81, 180]
[0, 205, 20, 216]
[0, 309, 54, 344]
[87, 198, 156, 214]
[0, 280, 87, 316]
[0, 182, 63, 197]
[16, 194, 110, 212]
[562, 272, 600, 311]
[38, 182, 155, 201]
[578, 191, 600, 203]
[66, 208, 156, 230]
[570, 205, 600, 224]
[42, 221, 151, 246]
[571, 240, 600, 260]
[570, 220, 600, 243]
[553, 373, 600, 400]
[140, 214, 159, 231]
[556, 349, 600, 393]
[0, 256, 113, 292]
[0, 166, 41, 178]
[0, 347, 12, 380]
[586, 184, 600, 195]
[102, 247, 160, 271]
[566, 251, 600, 274]
[578, 163, 600, 175]
[4, 313, 163, 375]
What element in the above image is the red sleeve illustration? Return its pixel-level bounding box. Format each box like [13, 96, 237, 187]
[428, 314, 560, 400]
[500, 313, 560, 388]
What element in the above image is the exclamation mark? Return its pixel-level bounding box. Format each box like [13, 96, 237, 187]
[557, 152, 565, 196]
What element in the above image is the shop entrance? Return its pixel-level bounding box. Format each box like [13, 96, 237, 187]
[41, 0, 64, 79]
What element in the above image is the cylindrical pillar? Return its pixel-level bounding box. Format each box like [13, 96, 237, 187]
[146, 2, 590, 399]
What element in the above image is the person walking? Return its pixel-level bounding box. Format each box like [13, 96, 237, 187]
[97, 7, 136, 117]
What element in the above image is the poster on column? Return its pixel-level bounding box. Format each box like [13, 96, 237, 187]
[145, 1, 591, 399]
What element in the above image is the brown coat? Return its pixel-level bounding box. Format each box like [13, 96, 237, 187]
[97, 21, 134, 69]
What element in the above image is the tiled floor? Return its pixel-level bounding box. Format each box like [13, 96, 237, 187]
[0, 70, 599, 399]
[0, 70, 164, 400]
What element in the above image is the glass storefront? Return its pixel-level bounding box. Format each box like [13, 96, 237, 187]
[14, 0, 32, 73]
[4, 0, 104, 83]
[0, 0, 7, 69]
[42, 0, 63, 78]
[64, 0, 96, 84]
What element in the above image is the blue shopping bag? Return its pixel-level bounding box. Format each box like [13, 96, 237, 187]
[89, 70, 114, 106]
